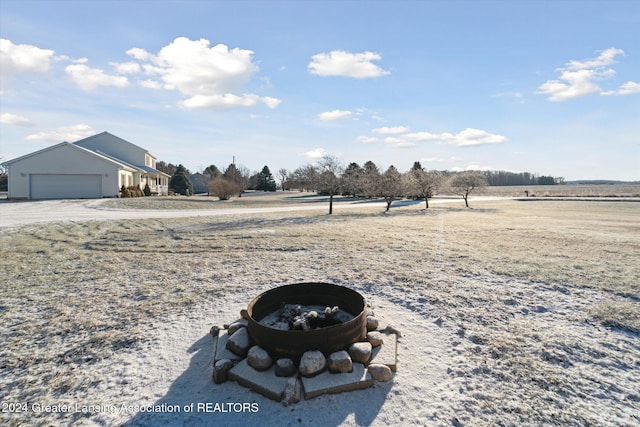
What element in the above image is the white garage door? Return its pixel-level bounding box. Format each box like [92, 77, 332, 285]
[30, 174, 102, 199]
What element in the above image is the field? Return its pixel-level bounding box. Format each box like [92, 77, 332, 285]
[1, 193, 639, 426]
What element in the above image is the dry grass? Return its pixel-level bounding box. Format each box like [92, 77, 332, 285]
[98, 191, 330, 210]
[1, 197, 639, 425]
[98, 183, 640, 211]
[482, 183, 640, 198]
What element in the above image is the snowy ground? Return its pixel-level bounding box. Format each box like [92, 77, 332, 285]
[1, 196, 638, 426]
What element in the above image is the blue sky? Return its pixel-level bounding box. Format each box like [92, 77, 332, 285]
[1, 0, 639, 181]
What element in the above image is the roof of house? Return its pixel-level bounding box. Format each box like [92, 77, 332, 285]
[2, 132, 168, 176]
[1, 141, 135, 170]
[73, 131, 150, 153]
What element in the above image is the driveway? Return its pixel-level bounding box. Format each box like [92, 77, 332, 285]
[0, 196, 504, 229]
[0, 199, 335, 229]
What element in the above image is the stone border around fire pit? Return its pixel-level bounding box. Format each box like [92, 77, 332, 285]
[210, 305, 400, 406]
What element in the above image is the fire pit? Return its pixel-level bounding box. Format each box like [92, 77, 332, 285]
[211, 282, 399, 404]
[246, 282, 367, 359]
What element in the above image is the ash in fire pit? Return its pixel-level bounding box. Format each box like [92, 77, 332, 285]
[246, 282, 368, 358]
[260, 304, 354, 331]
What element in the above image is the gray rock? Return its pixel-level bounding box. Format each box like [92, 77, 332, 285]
[247, 346, 273, 371]
[368, 363, 393, 382]
[209, 325, 220, 338]
[327, 350, 353, 373]
[227, 319, 249, 335]
[226, 327, 250, 357]
[367, 331, 384, 347]
[366, 316, 379, 331]
[299, 351, 327, 377]
[213, 359, 234, 384]
[348, 342, 372, 364]
[281, 377, 302, 407]
[275, 358, 296, 377]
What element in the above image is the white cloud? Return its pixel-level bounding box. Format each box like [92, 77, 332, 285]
[566, 47, 623, 70]
[437, 128, 507, 146]
[178, 93, 281, 110]
[356, 135, 378, 144]
[65, 63, 129, 90]
[301, 148, 328, 159]
[385, 137, 416, 148]
[421, 156, 463, 163]
[0, 38, 55, 78]
[602, 81, 640, 96]
[366, 127, 506, 147]
[0, 113, 34, 127]
[24, 124, 96, 142]
[318, 110, 353, 121]
[372, 126, 410, 135]
[111, 61, 140, 74]
[126, 37, 280, 110]
[308, 50, 390, 79]
[261, 96, 282, 109]
[126, 47, 152, 61]
[537, 48, 639, 101]
[464, 164, 494, 171]
[139, 79, 163, 89]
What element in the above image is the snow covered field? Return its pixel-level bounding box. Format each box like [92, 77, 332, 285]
[1, 195, 638, 426]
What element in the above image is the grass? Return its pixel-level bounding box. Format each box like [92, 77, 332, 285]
[1, 196, 639, 425]
[98, 183, 640, 211]
[98, 191, 343, 209]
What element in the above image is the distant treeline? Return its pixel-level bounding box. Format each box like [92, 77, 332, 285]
[482, 170, 563, 186]
[565, 180, 640, 185]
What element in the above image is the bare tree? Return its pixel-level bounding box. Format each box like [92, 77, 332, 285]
[292, 164, 319, 192]
[448, 171, 488, 208]
[379, 165, 404, 212]
[406, 169, 444, 209]
[316, 155, 344, 214]
[277, 168, 289, 191]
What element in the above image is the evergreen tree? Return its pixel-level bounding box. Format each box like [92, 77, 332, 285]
[342, 162, 363, 197]
[257, 165, 277, 191]
[361, 161, 381, 198]
[204, 164, 221, 178]
[169, 164, 193, 195]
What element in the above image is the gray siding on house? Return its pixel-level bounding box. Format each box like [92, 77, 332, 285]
[6, 143, 122, 199]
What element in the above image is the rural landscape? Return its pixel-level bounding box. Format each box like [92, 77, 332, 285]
[1, 185, 639, 426]
[1, 1, 639, 425]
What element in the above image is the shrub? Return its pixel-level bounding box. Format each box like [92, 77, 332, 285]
[209, 177, 241, 200]
[121, 185, 143, 197]
[143, 183, 151, 196]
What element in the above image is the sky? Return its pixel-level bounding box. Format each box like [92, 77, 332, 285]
[1, 0, 639, 181]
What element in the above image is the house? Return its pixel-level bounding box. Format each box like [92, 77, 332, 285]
[2, 132, 170, 200]
[190, 172, 210, 195]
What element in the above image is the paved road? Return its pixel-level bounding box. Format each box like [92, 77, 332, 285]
[0, 197, 504, 229]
